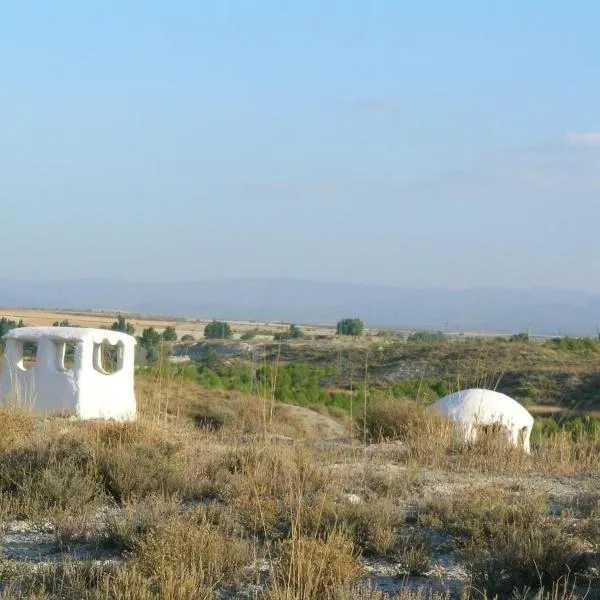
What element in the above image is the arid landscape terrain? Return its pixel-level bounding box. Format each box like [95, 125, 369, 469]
[1, 308, 600, 598]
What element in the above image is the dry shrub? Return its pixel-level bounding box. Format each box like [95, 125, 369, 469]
[419, 485, 546, 545]
[419, 485, 588, 595]
[0, 408, 36, 451]
[95, 439, 186, 503]
[81, 416, 191, 503]
[536, 432, 600, 475]
[466, 518, 589, 596]
[203, 442, 335, 539]
[52, 510, 104, 551]
[341, 498, 405, 557]
[81, 419, 172, 448]
[103, 513, 253, 599]
[102, 494, 182, 552]
[454, 426, 531, 472]
[325, 497, 430, 572]
[325, 588, 449, 600]
[359, 397, 454, 465]
[0, 432, 103, 519]
[191, 393, 267, 435]
[0, 418, 193, 519]
[361, 466, 420, 499]
[359, 397, 437, 443]
[568, 490, 600, 518]
[0, 559, 119, 599]
[391, 528, 431, 576]
[271, 531, 363, 599]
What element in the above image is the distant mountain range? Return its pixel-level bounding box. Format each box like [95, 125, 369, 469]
[1, 278, 599, 337]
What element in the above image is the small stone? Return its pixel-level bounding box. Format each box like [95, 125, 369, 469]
[344, 493, 362, 505]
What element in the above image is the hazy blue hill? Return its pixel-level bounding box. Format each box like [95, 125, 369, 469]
[1, 278, 599, 336]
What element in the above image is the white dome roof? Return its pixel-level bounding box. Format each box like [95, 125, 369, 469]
[431, 388, 533, 429]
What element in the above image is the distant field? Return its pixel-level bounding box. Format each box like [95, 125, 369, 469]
[0, 307, 337, 339]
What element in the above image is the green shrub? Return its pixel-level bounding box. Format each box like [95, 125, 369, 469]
[204, 320, 232, 339]
[406, 331, 445, 344]
[336, 318, 364, 336]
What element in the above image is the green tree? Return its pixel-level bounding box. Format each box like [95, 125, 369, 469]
[111, 314, 135, 336]
[181, 334, 195, 342]
[53, 319, 71, 327]
[139, 327, 162, 348]
[0, 317, 25, 338]
[336, 318, 364, 336]
[204, 320, 232, 339]
[162, 326, 178, 342]
[289, 323, 303, 338]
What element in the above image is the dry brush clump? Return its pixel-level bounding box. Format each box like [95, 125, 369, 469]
[0, 417, 200, 522]
[195, 441, 340, 540]
[268, 531, 363, 600]
[419, 485, 594, 597]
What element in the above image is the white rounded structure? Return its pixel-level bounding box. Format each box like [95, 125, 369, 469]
[430, 388, 534, 452]
[0, 327, 136, 420]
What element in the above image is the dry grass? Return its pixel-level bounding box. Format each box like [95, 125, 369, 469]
[0, 376, 600, 598]
[135, 372, 348, 439]
[270, 531, 363, 599]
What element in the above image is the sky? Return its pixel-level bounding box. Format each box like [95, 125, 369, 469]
[1, 1, 599, 291]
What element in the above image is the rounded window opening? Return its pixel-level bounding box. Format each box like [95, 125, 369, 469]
[55, 341, 77, 371]
[18, 340, 39, 371]
[93, 341, 124, 375]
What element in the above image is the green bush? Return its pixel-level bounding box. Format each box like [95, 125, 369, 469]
[139, 327, 161, 348]
[406, 331, 445, 344]
[162, 326, 178, 341]
[273, 323, 304, 341]
[197, 368, 224, 388]
[509, 332, 530, 343]
[0, 317, 25, 338]
[543, 336, 599, 355]
[336, 318, 364, 336]
[204, 320, 232, 339]
[110, 314, 135, 336]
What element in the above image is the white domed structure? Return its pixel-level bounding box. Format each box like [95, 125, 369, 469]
[430, 388, 534, 452]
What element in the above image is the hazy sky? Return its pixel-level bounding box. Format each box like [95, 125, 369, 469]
[1, 1, 599, 291]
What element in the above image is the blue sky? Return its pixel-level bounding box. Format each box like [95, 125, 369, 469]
[1, 1, 599, 291]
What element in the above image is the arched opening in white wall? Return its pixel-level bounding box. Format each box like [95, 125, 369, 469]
[93, 341, 124, 375]
[16, 340, 39, 372]
[0, 327, 137, 420]
[55, 341, 77, 371]
[430, 388, 534, 453]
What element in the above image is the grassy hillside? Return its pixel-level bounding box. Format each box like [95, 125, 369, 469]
[165, 336, 600, 415]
